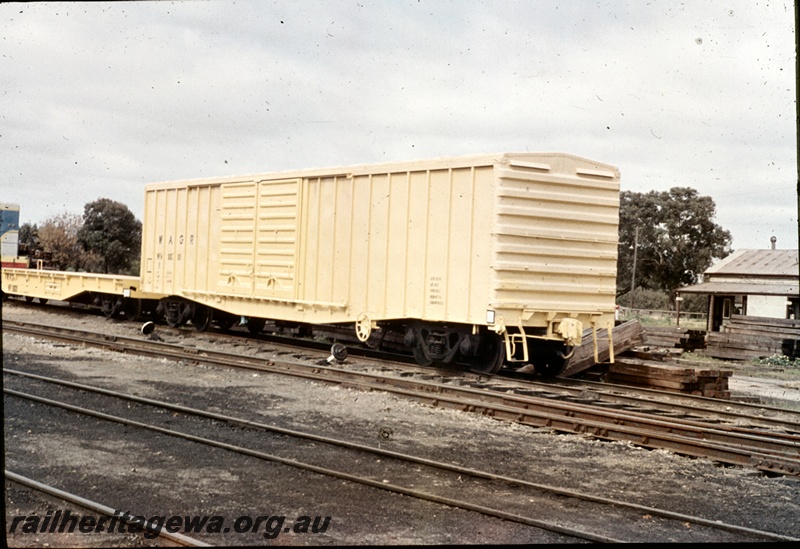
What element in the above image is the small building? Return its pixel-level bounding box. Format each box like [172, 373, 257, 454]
[678, 239, 799, 332]
[1, 202, 28, 269]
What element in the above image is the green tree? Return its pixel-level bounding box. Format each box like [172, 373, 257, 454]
[17, 222, 39, 256]
[38, 213, 86, 271]
[78, 198, 142, 275]
[617, 187, 732, 303]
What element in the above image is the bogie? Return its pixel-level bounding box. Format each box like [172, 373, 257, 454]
[404, 322, 505, 374]
[191, 304, 213, 332]
[159, 298, 194, 328]
[246, 317, 267, 334]
[100, 294, 123, 319]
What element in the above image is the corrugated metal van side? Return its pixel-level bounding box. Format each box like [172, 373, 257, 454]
[491, 156, 620, 325]
[142, 183, 221, 297]
[297, 165, 495, 324]
[139, 152, 619, 332]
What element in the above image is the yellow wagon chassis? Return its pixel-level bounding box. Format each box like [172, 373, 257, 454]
[1, 266, 161, 303]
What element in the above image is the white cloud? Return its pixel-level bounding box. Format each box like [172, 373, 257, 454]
[0, 0, 795, 252]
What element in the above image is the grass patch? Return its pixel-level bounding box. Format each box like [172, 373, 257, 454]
[620, 314, 706, 330]
[752, 354, 800, 369]
[680, 351, 729, 364]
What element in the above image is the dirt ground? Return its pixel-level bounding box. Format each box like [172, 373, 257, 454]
[3, 300, 800, 544]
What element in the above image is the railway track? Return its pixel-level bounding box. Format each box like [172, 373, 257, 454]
[4, 319, 800, 477]
[9, 297, 796, 422]
[5, 471, 209, 547]
[5, 368, 797, 543]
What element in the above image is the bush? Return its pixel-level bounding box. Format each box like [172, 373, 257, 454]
[679, 293, 708, 313]
[618, 288, 708, 313]
[754, 355, 799, 368]
[619, 288, 669, 310]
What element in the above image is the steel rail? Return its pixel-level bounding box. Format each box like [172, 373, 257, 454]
[197, 320, 800, 429]
[4, 470, 210, 547]
[137, 317, 800, 427]
[5, 320, 800, 475]
[8, 299, 800, 431]
[449, 383, 800, 453]
[174, 324, 800, 439]
[8, 316, 800, 434]
[502, 372, 800, 431]
[378, 383, 800, 475]
[3, 387, 623, 544]
[5, 367, 797, 543]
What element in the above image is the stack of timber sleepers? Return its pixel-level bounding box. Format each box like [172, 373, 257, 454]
[641, 326, 686, 348]
[562, 319, 645, 378]
[699, 314, 800, 361]
[679, 329, 707, 351]
[641, 326, 707, 351]
[604, 358, 732, 398]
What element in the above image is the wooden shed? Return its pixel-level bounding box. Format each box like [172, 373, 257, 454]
[679, 246, 799, 332]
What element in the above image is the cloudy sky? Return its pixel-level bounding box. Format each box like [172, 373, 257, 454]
[1, 0, 796, 252]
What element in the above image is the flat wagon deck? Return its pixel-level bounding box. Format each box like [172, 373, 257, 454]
[1, 268, 162, 319]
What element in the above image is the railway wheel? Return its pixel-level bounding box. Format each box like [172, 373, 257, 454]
[100, 295, 123, 319]
[191, 305, 213, 332]
[214, 313, 237, 332]
[123, 298, 143, 321]
[25, 296, 34, 303]
[469, 332, 505, 375]
[247, 317, 266, 334]
[532, 343, 569, 378]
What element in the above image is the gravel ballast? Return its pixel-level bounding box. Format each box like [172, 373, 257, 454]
[4, 300, 800, 544]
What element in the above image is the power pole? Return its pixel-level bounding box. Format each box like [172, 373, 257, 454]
[796, 1, 800, 297]
[630, 226, 639, 310]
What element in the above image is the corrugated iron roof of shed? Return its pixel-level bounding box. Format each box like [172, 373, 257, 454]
[705, 249, 799, 278]
[679, 280, 798, 296]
